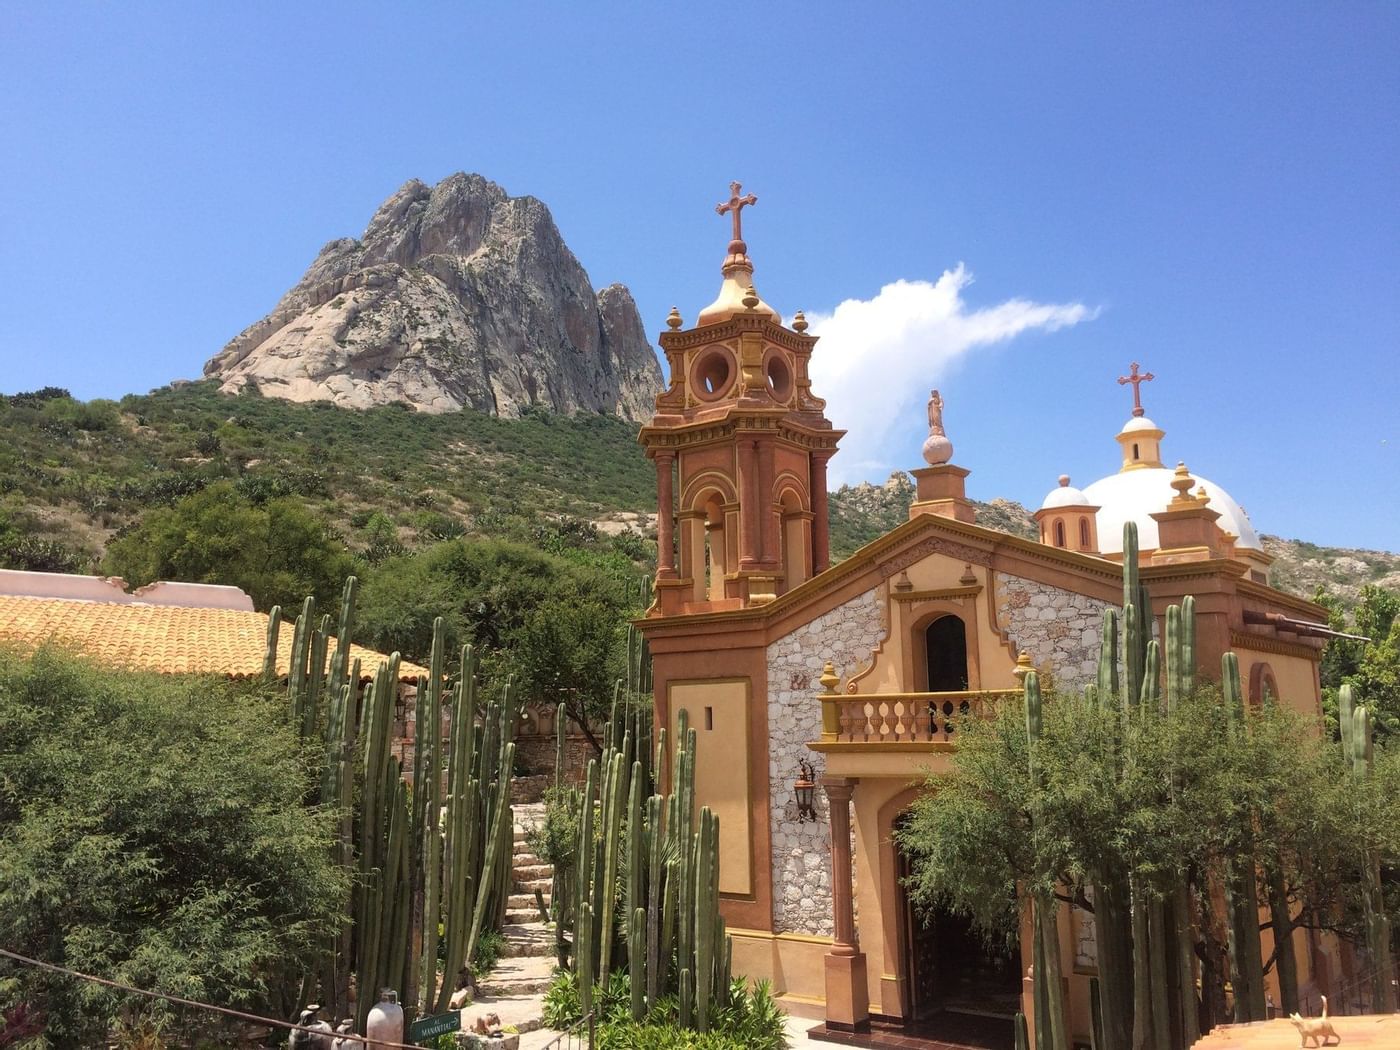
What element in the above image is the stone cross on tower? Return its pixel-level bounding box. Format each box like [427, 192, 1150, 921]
[1117, 361, 1155, 417]
[716, 181, 758, 248]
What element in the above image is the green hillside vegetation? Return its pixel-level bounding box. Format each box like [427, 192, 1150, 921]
[0, 382, 655, 575]
[1, 384, 1394, 616]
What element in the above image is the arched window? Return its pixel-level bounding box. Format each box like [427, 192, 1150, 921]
[1053, 520, 1066, 548]
[1079, 517, 1091, 550]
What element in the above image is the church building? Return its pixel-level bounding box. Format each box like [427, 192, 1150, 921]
[637, 185, 1341, 1045]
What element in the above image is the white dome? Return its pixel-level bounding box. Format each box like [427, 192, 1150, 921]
[1119, 415, 1162, 434]
[1039, 475, 1093, 510]
[1081, 468, 1261, 555]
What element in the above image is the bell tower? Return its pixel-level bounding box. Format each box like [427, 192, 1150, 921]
[640, 183, 843, 616]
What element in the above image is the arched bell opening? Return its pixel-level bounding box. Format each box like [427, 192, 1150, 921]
[778, 486, 810, 595]
[679, 483, 732, 604]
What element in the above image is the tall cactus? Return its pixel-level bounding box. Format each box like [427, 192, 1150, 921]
[269, 581, 520, 1027]
[1345, 692, 1398, 1012]
[555, 697, 730, 1028]
[1024, 670, 1068, 1050]
[1221, 652, 1267, 1022]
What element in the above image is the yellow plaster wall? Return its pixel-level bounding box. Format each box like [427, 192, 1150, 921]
[730, 927, 832, 1008]
[1241, 650, 1320, 718]
[670, 679, 753, 895]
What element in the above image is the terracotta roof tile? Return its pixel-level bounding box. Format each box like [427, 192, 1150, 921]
[0, 595, 427, 681]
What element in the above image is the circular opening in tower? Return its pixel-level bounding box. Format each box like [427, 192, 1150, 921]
[693, 348, 734, 401]
[764, 353, 792, 401]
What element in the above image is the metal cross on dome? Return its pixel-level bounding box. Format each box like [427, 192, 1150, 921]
[715, 181, 758, 245]
[1117, 361, 1155, 417]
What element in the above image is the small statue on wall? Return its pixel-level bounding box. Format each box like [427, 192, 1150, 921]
[922, 389, 954, 466]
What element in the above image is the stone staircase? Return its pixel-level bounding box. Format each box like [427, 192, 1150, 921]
[474, 804, 557, 1010]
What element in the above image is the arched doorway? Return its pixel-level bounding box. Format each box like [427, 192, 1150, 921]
[895, 812, 1021, 1040]
[924, 615, 969, 692]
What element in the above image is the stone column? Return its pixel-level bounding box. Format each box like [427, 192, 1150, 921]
[811, 451, 832, 575]
[655, 452, 676, 579]
[822, 777, 869, 1032]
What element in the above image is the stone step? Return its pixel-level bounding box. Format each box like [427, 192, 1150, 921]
[473, 954, 557, 998]
[504, 908, 546, 925]
[512, 881, 552, 897]
[513, 863, 552, 881]
[497, 922, 556, 959]
[507, 892, 550, 910]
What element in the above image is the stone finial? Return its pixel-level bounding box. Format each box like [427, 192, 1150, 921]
[666, 306, 683, 330]
[1170, 462, 1197, 505]
[1194, 486, 1210, 506]
[960, 563, 978, 585]
[1058, 474, 1071, 488]
[819, 661, 842, 694]
[1012, 651, 1034, 681]
[894, 569, 913, 592]
[792, 310, 808, 333]
[742, 285, 760, 311]
[921, 388, 954, 466]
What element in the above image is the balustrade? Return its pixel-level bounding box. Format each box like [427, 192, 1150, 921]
[818, 689, 1018, 746]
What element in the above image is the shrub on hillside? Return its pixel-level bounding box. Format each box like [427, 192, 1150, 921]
[101, 481, 354, 610]
[0, 648, 346, 1045]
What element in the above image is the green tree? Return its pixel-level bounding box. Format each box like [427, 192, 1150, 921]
[513, 597, 622, 754]
[0, 648, 347, 1046]
[101, 481, 354, 610]
[896, 685, 1398, 1033]
[1317, 585, 1400, 740]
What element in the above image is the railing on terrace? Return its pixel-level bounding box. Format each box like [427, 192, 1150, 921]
[815, 689, 1020, 746]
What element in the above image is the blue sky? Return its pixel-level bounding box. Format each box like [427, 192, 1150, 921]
[2, 3, 1396, 550]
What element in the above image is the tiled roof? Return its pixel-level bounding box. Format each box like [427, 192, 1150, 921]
[0, 595, 428, 680]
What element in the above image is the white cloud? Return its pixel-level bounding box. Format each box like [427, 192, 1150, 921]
[806, 265, 1097, 484]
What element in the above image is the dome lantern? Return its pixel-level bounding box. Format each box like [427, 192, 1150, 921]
[1034, 475, 1101, 554]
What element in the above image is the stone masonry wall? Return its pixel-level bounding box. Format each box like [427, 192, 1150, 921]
[766, 586, 886, 936]
[992, 572, 1114, 693]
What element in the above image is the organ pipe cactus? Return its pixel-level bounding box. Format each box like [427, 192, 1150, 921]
[266, 582, 519, 1027]
[555, 697, 730, 1028]
[1023, 670, 1068, 1050]
[1078, 525, 1237, 1048]
[1345, 691, 1399, 1012]
[1220, 652, 1267, 1023]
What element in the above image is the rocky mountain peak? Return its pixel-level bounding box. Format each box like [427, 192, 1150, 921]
[203, 173, 663, 420]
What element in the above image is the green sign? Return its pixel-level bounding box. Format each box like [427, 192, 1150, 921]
[409, 1011, 461, 1042]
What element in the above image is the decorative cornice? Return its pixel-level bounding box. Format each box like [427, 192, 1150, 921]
[1230, 630, 1322, 661]
[660, 315, 816, 354]
[891, 585, 981, 603]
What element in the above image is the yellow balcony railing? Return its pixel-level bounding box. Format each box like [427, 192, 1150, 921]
[815, 689, 1019, 748]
